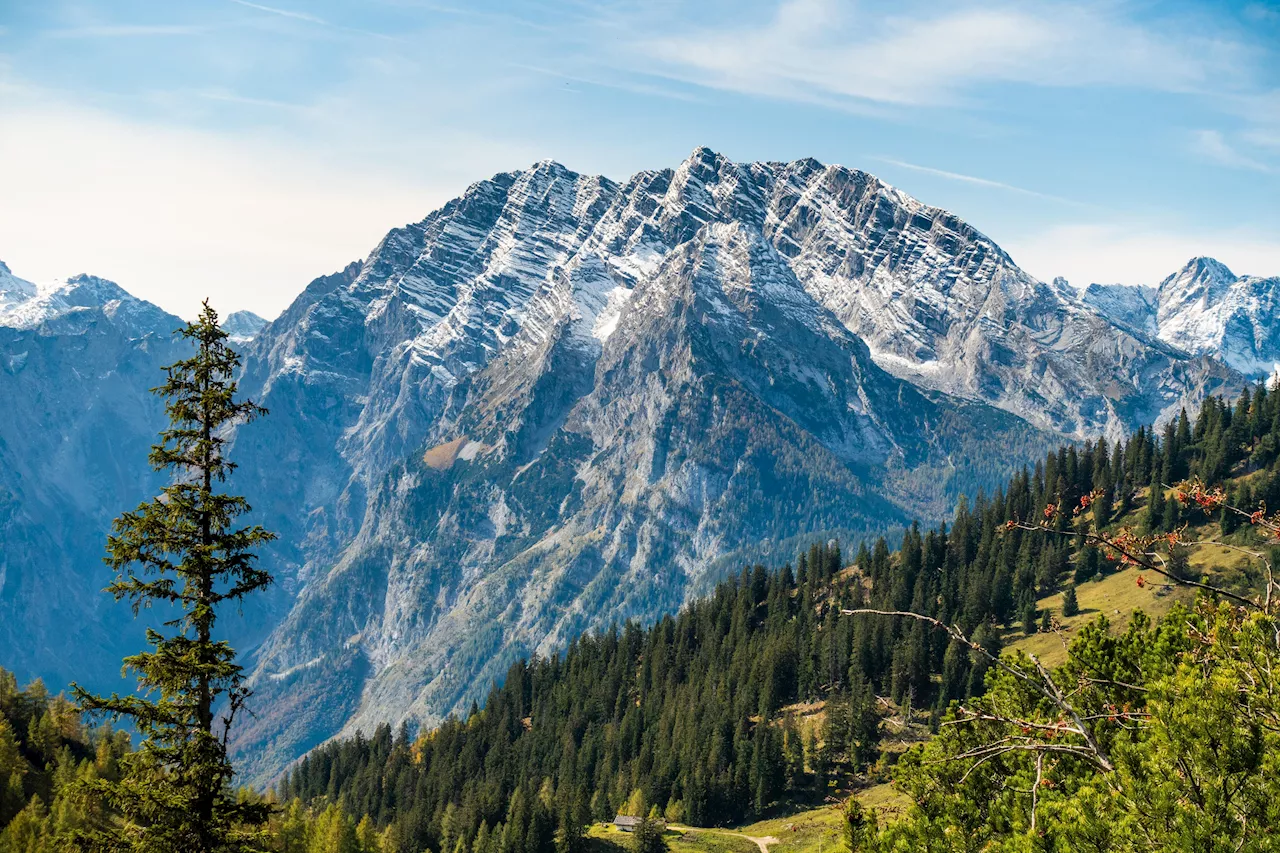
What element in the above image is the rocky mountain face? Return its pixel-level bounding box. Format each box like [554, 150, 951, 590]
[223, 310, 269, 344]
[0, 149, 1256, 785]
[0, 267, 188, 691]
[1082, 258, 1280, 379]
[1155, 259, 1280, 377]
[0, 271, 296, 695]
[219, 149, 1242, 781]
[748, 162, 1236, 443]
[1077, 280, 1159, 338]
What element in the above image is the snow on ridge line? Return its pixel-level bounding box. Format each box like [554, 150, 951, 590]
[0, 262, 191, 334]
[1078, 258, 1280, 378]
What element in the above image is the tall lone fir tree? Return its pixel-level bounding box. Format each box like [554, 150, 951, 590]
[72, 302, 276, 853]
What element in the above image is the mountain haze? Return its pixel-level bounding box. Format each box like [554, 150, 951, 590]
[0, 267, 186, 689]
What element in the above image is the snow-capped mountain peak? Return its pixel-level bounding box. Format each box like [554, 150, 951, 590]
[57, 273, 139, 310]
[0, 261, 38, 310]
[1157, 256, 1239, 319]
[0, 266, 178, 337]
[222, 310, 268, 344]
[1077, 257, 1280, 379]
[1155, 257, 1280, 377]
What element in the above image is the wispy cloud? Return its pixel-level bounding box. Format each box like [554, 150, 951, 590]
[45, 24, 205, 39]
[1245, 129, 1280, 152]
[227, 0, 328, 26]
[413, 3, 555, 32]
[197, 89, 316, 113]
[226, 0, 399, 41]
[1192, 129, 1274, 173]
[1243, 3, 1279, 23]
[515, 64, 702, 103]
[630, 0, 1252, 108]
[1228, 91, 1280, 155]
[874, 157, 1079, 204]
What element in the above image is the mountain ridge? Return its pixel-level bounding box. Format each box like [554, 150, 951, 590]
[223, 310, 269, 343]
[214, 148, 1246, 782]
[1081, 256, 1280, 379]
[0, 147, 1264, 786]
[0, 268, 191, 692]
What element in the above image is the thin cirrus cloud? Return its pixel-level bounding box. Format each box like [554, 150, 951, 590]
[513, 63, 704, 103]
[197, 90, 310, 111]
[1248, 129, 1280, 152]
[44, 24, 208, 38]
[223, 0, 401, 40]
[1192, 129, 1274, 174]
[630, 0, 1249, 107]
[873, 157, 1080, 205]
[226, 0, 329, 27]
[1229, 92, 1280, 157]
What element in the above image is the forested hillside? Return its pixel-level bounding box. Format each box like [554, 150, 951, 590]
[0, 670, 131, 851]
[276, 384, 1280, 853]
[5, 382, 1280, 852]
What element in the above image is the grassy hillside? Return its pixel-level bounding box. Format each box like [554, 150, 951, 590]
[584, 783, 909, 853]
[1004, 563, 1190, 666]
[1006, 486, 1258, 666]
[585, 483, 1266, 853]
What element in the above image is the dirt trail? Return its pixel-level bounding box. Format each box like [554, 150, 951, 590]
[670, 826, 778, 853]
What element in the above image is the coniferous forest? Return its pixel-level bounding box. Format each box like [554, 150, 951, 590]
[6, 315, 1280, 851]
[7, 17, 1280, 845]
[271, 384, 1280, 853]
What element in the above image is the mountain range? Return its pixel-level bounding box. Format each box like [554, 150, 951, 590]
[0, 148, 1268, 783]
[1081, 256, 1280, 379]
[0, 264, 189, 691]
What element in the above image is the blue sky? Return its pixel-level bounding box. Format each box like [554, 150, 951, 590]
[1, 0, 1278, 318]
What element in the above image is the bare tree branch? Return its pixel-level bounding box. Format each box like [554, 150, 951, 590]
[1010, 521, 1259, 610]
[840, 608, 1115, 773]
[1031, 752, 1044, 833]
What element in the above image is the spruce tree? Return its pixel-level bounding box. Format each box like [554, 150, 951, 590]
[1093, 482, 1113, 530]
[1167, 544, 1195, 582]
[1161, 490, 1180, 532]
[72, 303, 275, 853]
[0, 718, 24, 825]
[1074, 546, 1100, 585]
[808, 729, 830, 794]
[1021, 599, 1038, 636]
[847, 675, 880, 771]
[630, 819, 668, 853]
[1145, 475, 1166, 533]
[1116, 474, 1132, 518]
[1220, 486, 1241, 534]
[782, 715, 804, 788]
[1061, 584, 1079, 617]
